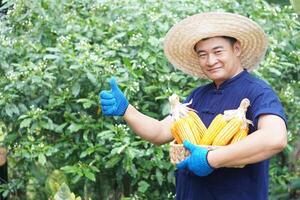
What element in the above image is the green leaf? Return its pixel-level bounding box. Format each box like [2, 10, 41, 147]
[44, 54, 59, 60]
[20, 118, 32, 128]
[161, 101, 170, 116]
[40, 120, 54, 130]
[0, 1, 13, 12]
[79, 151, 88, 158]
[46, 47, 60, 53]
[138, 180, 149, 193]
[77, 99, 97, 109]
[105, 156, 122, 168]
[67, 123, 83, 133]
[122, 57, 131, 68]
[5, 104, 19, 117]
[83, 169, 96, 182]
[54, 183, 72, 200]
[38, 154, 47, 166]
[155, 169, 163, 186]
[86, 72, 97, 85]
[46, 170, 68, 195]
[148, 36, 160, 47]
[70, 65, 81, 70]
[139, 51, 150, 59]
[72, 82, 81, 97]
[269, 68, 281, 76]
[291, 178, 300, 190]
[290, 0, 300, 14]
[61, 166, 79, 174]
[54, 123, 67, 133]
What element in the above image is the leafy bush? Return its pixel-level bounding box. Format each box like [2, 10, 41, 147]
[0, 0, 299, 199]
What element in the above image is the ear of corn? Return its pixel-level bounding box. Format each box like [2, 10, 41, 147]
[200, 114, 227, 145]
[230, 126, 249, 144]
[176, 118, 197, 144]
[186, 115, 202, 144]
[169, 94, 207, 144]
[212, 117, 243, 146]
[171, 112, 207, 145]
[188, 111, 207, 139]
[173, 120, 189, 143]
[170, 123, 183, 144]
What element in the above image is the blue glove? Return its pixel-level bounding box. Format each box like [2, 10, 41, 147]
[99, 77, 129, 116]
[177, 140, 214, 176]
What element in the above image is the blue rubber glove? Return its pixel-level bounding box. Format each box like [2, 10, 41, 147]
[99, 77, 129, 116]
[177, 140, 214, 176]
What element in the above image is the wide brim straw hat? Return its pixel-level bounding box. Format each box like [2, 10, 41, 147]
[163, 12, 268, 78]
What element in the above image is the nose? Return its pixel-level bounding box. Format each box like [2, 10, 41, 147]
[207, 54, 217, 67]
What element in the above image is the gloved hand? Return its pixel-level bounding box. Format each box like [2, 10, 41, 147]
[99, 77, 129, 116]
[177, 140, 214, 176]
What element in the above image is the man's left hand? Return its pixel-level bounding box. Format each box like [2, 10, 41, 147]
[177, 140, 214, 176]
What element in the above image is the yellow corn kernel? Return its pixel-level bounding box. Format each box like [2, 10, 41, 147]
[201, 114, 227, 145]
[230, 126, 249, 144]
[188, 111, 207, 140]
[212, 118, 243, 146]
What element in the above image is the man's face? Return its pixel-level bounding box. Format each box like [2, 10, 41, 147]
[194, 37, 242, 86]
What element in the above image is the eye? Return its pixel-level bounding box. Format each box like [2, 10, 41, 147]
[198, 53, 207, 59]
[215, 50, 223, 55]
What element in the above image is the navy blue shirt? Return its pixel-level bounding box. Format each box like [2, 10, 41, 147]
[176, 70, 287, 200]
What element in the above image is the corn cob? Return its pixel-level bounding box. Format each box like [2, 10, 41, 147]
[211, 98, 251, 146]
[185, 114, 202, 144]
[169, 94, 207, 144]
[200, 114, 227, 145]
[230, 124, 249, 144]
[170, 123, 183, 144]
[173, 121, 187, 143]
[212, 117, 243, 146]
[176, 118, 197, 144]
[188, 111, 207, 140]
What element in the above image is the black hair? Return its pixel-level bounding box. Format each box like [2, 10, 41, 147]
[221, 36, 237, 46]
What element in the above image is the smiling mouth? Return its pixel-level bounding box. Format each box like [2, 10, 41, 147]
[208, 67, 222, 72]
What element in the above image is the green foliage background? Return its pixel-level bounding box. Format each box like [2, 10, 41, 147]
[0, 0, 299, 199]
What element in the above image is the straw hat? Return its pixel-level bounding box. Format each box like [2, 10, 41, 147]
[163, 12, 268, 78]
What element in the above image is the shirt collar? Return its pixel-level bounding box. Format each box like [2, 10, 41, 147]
[212, 69, 248, 90]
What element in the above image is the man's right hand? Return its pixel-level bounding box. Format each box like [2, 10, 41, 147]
[99, 77, 129, 116]
[177, 140, 214, 176]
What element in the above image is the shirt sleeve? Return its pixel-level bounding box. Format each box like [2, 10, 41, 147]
[249, 88, 287, 129]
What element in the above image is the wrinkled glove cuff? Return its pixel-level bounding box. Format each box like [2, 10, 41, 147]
[196, 149, 214, 176]
[117, 99, 129, 116]
[205, 150, 215, 170]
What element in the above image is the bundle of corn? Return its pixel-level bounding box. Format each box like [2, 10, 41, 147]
[169, 94, 207, 145]
[200, 99, 251, 146]
[169, 96, 252, 166]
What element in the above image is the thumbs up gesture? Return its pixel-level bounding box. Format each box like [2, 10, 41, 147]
[99, 77, 129, 116]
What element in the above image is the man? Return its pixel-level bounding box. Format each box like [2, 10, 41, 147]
[99, 12, 287, 200]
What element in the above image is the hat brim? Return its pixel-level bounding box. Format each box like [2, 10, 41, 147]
[163, 12, 268, 78]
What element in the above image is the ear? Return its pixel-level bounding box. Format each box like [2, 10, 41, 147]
[233, 41, 242, 57]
